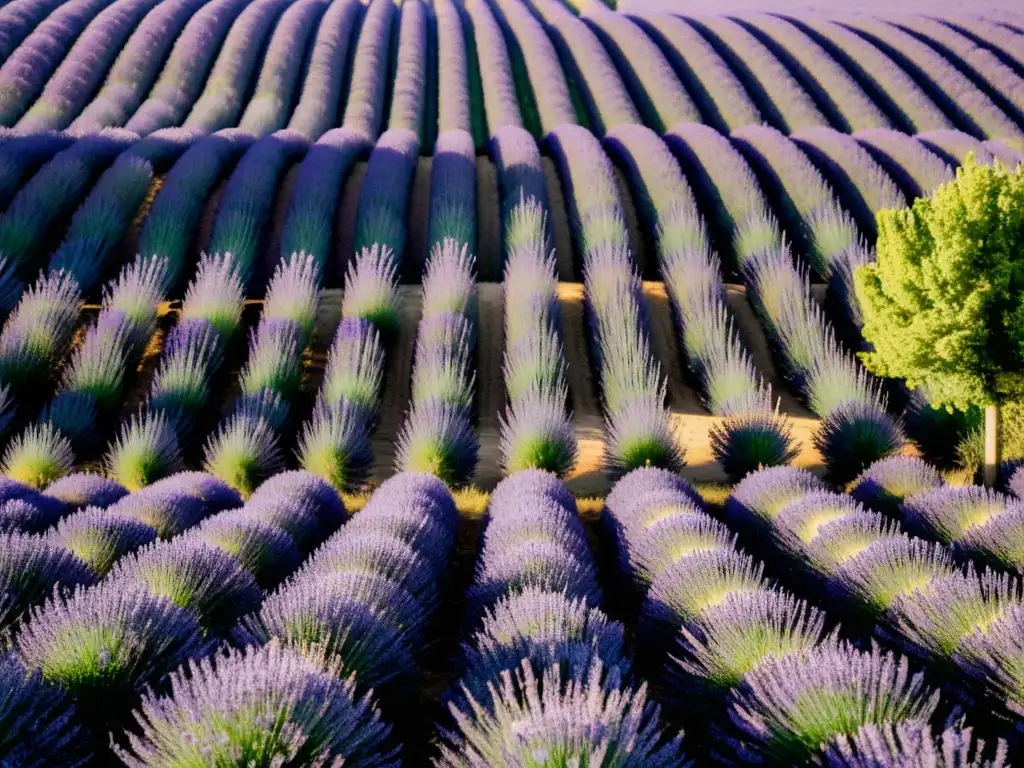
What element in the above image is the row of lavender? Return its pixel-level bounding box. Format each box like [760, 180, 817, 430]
[0, 123, 996, 495]
[604, 460, 1017, 763]
[3, 0, 1024, 147]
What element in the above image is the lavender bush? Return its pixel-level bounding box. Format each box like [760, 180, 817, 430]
[237, 0, 332, 136]
[122, 0, 251, 135]
[286, 0, 362, 140]
[340, 0, 396, 142]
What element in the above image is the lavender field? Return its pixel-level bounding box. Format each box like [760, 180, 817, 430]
[1, 0, 1024, 764]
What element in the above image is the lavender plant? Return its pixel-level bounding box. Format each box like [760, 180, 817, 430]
[850, 456, 944, 518]
[684, 14, 827, 134]
[286, 0, 362, 140]
[547, 124, 680, 476]
[488, 0, 577, 135]
[42, 473, 127, 511]
[48, 507, 157, 577]
[461, 0, 522, 132]
[0, 130, 134, 282]
[0, 0, 69, 62]
[0, 652, 87, 767]
[386, 0, 427, 139]
[352, 128, 420, 257]
[840, 17, 1024, 146]
[582, 6, 700, 134]
[236, 0, 331, 137]
[823, 722, 1008, 768]
[0, 132, 74, 210]
[0, 0, 117, 126]
[525, 0, 641, 136]
[117, 642, 397, 767]
[731, 124, 860, 277]
[791, 126, 907, 241]
[340, 0, 396, 142]
[630, 12, 762, 133]
[181, 0, 294, 132]
[434, 0, 471, 135]
[122, 0, 251, 135]
[854, 128, 954, 200]
[0, 532, 94, 633]
[736, 14, 892, 132]
[606, 122, 796, 480]
[66, 0, 211, 134]
[439, 660, 687, 767]
[793, 17, 953, 134]
[13, 0, 165, 133]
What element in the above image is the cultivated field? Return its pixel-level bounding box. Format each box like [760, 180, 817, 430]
[1, 0, 1024, 764]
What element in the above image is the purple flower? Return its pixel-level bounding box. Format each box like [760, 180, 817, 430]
[250, 470, 346, 531]
[900, 486, 1017, 546]
[670, 588, 828, 697]
[108, 487, 212, 539]
[490, 469, 577, 519]
[955, 603, 1024, 724]
[887, 570, 1019, 663]
[836, 536, 957, 615]
[117, 642, 397, 767]
[640, 548, 767, 644]
[823, 722, 1009, 768]
[451, 587, 629, 716]
[725, 466, 826, 529]
[236, 0, 332, 136]
[630, 512, 737, 590]
[343, 504, 452, 576]
[286, 1, 363, 140]
[850, 456, 944, 518]
[727, 640, 940, 764]
[304, 530, 438, 605]
[0, 498, 60, 535]
[526, 0, 640, 136]
[461, 0, 521, 133]
[110, 538, 261, 631]
[486, 0, 576, 135]
[339, 0, 396, 142]
[958, 505, 1024, 573]
[482, 499, 592, 567]
[342, 243, 401, 337]
[48, 507, 157, 578]
[469, 540, 601, 613]
[686, 15, 826, 134]
[0, 533, 94, 632]
[775, 492, 869, 549]
[0, 651, 87, 767]
[240, 573, 419, 691]
[143, 471, 243, 513]
[16, 580, 206, 704]
[190, 508, 301, 589]
[439, 659, 686, 767]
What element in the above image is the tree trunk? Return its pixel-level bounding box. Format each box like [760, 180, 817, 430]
[984, 403, 1001, 487]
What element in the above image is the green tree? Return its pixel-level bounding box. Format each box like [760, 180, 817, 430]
[855, 155, 1024, 483]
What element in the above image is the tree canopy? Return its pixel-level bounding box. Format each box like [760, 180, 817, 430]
[855, 156, 1024, 412]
